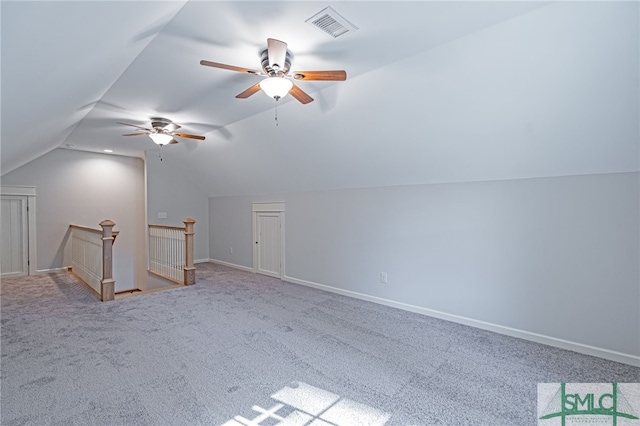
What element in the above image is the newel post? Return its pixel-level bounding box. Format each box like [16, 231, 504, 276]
[99, 220, 116, 301]
[183, 218, 196, 286]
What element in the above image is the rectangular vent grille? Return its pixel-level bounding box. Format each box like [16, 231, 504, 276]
[306, 6, 358, 39]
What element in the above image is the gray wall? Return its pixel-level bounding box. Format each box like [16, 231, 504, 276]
[145, 151, 209, 261]
[2, 149, 147, 291]
[210, 172, 640, 357]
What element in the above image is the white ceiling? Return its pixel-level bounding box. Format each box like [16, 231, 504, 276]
[2, 1, 638, 196]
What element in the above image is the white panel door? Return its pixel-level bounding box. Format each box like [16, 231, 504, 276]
[255, 212, 282, 278]
[1, 195, 29, 278]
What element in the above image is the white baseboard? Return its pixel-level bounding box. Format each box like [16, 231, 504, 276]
[192, 260, 640, 366]
[284, 274, 640, 367]
[208, 258, 254, 272]
[37, 267, 70, 274]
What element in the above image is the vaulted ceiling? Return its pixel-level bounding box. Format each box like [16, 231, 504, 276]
[2, 1, 638, 196]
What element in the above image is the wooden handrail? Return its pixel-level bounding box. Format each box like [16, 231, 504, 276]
[70, 224, 102, 234]
[148, 224, 184, 231]
[70, 224, 120, 241]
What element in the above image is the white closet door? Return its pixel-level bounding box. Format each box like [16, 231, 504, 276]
[1, 195, 29, 278]
[255, 212, 282, 278]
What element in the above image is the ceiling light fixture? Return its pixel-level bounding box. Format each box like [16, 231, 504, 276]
[149, 133, 173, 146]
[260, 77, 293, 100]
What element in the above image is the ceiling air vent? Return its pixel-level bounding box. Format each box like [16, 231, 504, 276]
[306, 6, 358, 39]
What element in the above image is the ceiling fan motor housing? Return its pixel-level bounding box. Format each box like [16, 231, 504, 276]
[150, 117, 173, 130]
[260, 49, 292, 76]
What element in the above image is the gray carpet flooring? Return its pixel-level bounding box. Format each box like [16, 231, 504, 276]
[1, 262, 638, 425]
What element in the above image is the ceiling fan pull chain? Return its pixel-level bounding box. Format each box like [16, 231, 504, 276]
[159, 146, 163, 161]
[274, 100, 279, 127]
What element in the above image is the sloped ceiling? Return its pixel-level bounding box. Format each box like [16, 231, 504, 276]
[2, 1, 638, 196]
[1, 1, 187, 173]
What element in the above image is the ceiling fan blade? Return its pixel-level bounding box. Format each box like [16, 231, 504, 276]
[200, 60, 261, 75]
[291, 70, 347, 81]
[117, 122, 153, 132]
[236, 83, 262, 99]
[289, 83, 314, 104]
[173, 133, 205, 140]
[122, 132, 150, 136]
[267, 38, 287, 71]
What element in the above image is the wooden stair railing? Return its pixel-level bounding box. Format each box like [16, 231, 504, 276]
[148, 218, 196, 286]
[69, 220, 119, 302]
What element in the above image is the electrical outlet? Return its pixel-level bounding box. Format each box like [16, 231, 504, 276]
[229, 247, 233, 254]
[157, 212, 167, 219]
[380, 272, 388, 284]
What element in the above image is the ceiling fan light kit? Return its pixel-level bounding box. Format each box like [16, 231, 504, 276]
[149, 133, 173, 146]
[259, 77, 293, 100]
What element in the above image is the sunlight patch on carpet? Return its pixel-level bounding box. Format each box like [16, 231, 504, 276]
[222, 381, 390, 425]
